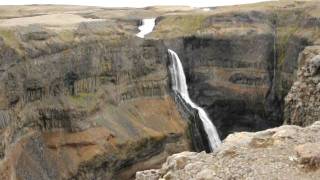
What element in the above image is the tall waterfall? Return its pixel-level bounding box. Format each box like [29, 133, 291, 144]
[136, 18, 156, 38]
[168, 49, 221, 150]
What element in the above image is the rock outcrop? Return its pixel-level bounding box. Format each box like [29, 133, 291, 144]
[284, 46, 320, 126]
[136, 121, 320, 180]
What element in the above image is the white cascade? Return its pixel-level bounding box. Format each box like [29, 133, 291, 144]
[202, 8, 211, 11]
[168, 49, 221, 150]
[136, 18, 156, 38]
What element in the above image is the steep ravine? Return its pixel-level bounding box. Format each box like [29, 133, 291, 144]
[0, 2, 320, 179]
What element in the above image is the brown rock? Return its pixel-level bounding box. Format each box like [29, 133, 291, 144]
[295, 143, 320, 169]
[285, 47, 320, 126]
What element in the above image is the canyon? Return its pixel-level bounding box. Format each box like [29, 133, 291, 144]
[0, 1, 319, 179]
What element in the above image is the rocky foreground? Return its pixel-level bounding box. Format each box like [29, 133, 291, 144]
[137, 121, 320, 180]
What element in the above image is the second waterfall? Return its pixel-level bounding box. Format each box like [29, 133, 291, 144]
[168, 49, 221, 150]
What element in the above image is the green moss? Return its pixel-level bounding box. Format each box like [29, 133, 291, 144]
[58, 30, 75, 42]
[277, 26, 300, 65]
[0, 28, 22, 54]
[272, 9, 306, 66]
[153, 14, 208, 38]
[94, 115, 106, 125]
[68, 92, 96, 108]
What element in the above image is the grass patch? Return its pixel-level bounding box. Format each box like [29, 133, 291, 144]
[68, 92, 96, 109]
[277, 26, 300, 65]
[271, 9, 306, 66]
[0, 28, 23, 55]
[58, 30, 75, 42]
[152, 14, 208, 38]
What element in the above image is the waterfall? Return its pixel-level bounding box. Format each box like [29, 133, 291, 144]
[202, 8, 211, 11]
[136, 18, 156, 38]
[168, 49, 221, 150]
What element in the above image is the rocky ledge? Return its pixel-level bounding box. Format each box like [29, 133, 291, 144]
[136, 121, 320, 180]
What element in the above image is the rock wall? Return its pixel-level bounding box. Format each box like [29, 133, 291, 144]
[284, 46, 320, 126]
[172, 92, 211, 152]
[0, 110, 10, 129]
[0, 37, 168, 108]
[180, 34, 277, 139]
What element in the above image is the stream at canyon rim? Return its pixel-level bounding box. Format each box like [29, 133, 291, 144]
[136, 18, 156, 38]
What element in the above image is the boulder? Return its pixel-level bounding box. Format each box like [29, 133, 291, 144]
[295, 143, 320, 169]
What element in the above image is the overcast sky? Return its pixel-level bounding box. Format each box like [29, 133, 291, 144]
[1, 0, 271, 7]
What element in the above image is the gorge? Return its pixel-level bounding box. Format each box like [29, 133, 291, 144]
[0, 1, 319, 179]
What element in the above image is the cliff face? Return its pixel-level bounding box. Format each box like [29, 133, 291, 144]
[0, 6, 193, 179]
[0, 1, 320, 179]
[179, 34, 277, 139]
